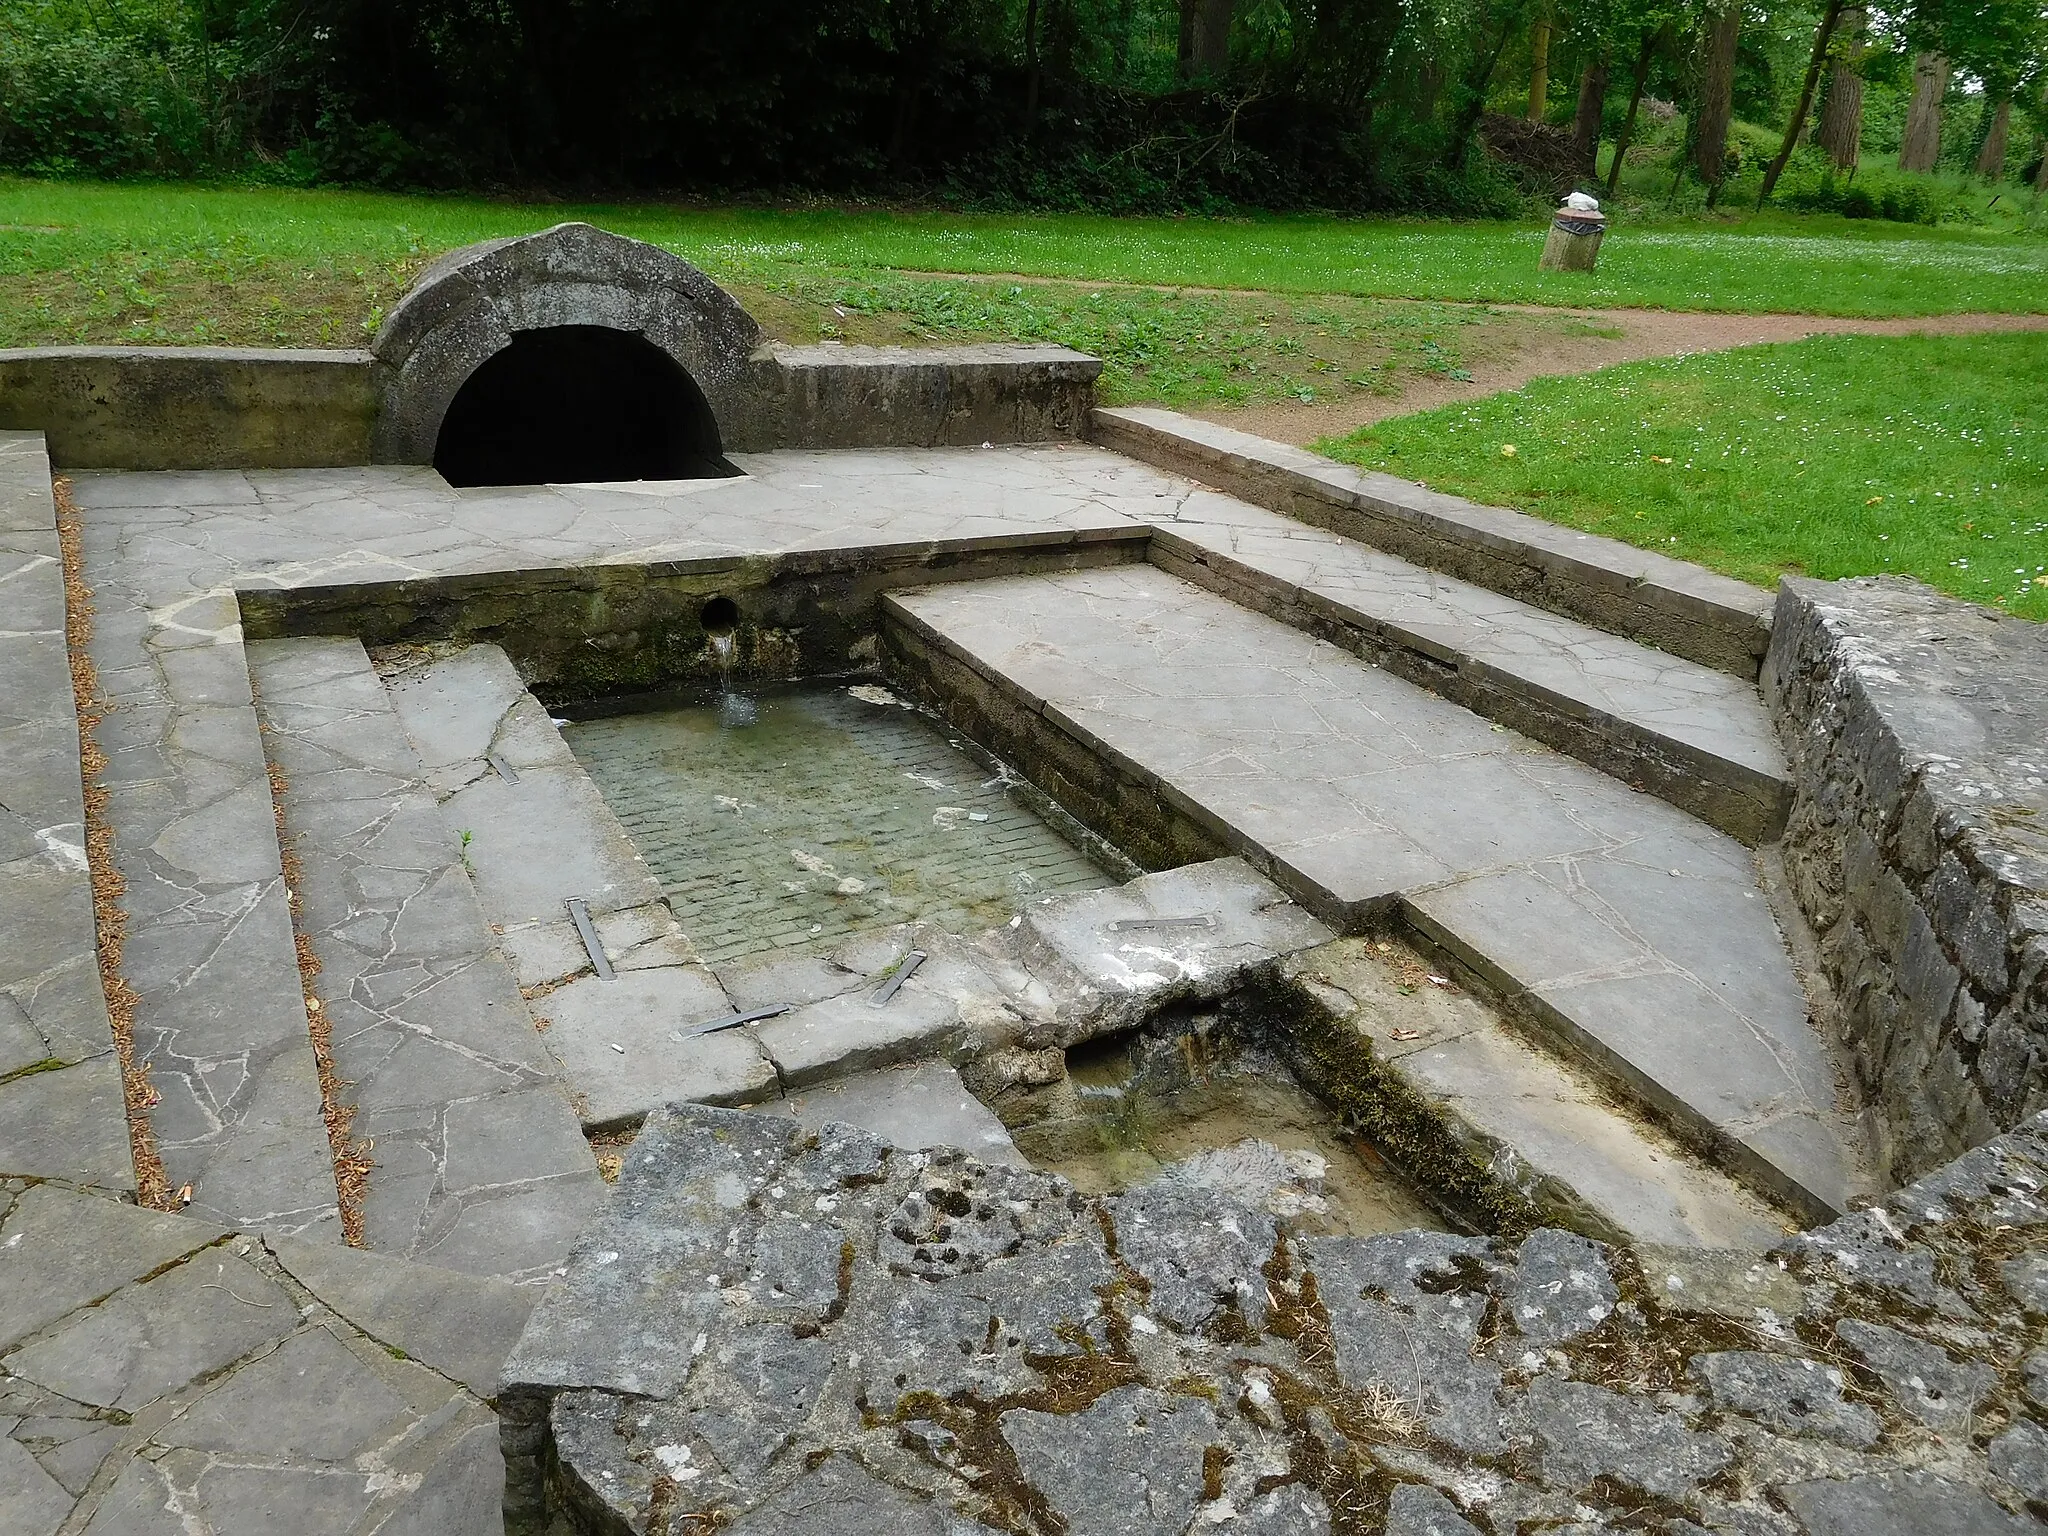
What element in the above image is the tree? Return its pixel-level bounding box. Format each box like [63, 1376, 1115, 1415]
[1975, 95, 2012, 176]
[1816, 5, 1867, 170]
[1190, 0, 1235, 76]
[1605, 18, 1672, 195]
[1758, 0, 1847, 202]
[1570, 51, 1612, 170]
[1693, 0, 1742, 200]
[1898, 50, 1948, 171]
[1528, 5, 1553, 119]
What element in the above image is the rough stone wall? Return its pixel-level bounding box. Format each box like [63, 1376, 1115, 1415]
[501, 1101, 2048, 1536]
[1764, 576, 2048, 1183]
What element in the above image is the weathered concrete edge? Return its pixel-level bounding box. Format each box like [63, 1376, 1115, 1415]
[0, 343, 1103, 469]
[1147, 525, 1790, 845]
[231, 526, 1151, 705]
[1093, 404, 1773, 679]
[1763, 575, 2048, 1184]
[0, 431, 133, 1191]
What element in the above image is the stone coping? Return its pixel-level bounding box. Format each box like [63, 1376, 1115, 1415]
[0, 342, 1103, 470]
[1766, 575, 2048, 1183]
[1092, 404, 1773, 678]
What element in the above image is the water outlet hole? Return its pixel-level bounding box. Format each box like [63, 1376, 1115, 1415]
[700, 596, 740, 637]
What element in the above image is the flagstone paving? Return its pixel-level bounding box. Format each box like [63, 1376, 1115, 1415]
[0, 427, 1917, 1533]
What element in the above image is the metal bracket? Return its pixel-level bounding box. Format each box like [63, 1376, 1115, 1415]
[869, 950, 927, 1007]
[1107, 914, 1216, 933]
[566, 898, 613, 980]
[675, 1003, 791, 1039]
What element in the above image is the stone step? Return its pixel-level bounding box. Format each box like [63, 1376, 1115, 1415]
[250, 637, 602, 1281]
[1148, 496, 1790, 844]
[0, 431, 134, 1192]
[1265, 939, 1794, 1250]
[79, 507, 336, 1236]
[883, 564, 1877, 1225]
[1092, 405, 1773, 679]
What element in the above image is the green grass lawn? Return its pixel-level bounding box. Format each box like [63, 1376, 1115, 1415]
[1319, 331, 2048, 621]
[4, 178, 2046, 330]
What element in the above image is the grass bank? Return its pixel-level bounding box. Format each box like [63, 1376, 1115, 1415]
[4, 178, 2046, 332]
[1318, 331, 2048, 621]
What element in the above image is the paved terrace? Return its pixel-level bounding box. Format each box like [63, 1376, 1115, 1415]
[1, 430, 1889, 1531]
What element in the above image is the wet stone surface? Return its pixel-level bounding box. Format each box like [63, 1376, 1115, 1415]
[504, 1104, 2048, 1536]
[564, 685, 1112, 967]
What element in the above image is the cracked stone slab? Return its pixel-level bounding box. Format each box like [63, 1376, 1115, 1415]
[251, 635, 600, 1279]
[540, 964, 775, 1129]
[1018, 857, 1334, 1045]
[2, 1193, 508, 1535]
[0, 1183, 227, 1352]
[268, 1232, 539, 1398]
[886, 565, 1872, 1223]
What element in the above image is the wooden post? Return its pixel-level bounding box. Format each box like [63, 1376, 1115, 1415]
[1540, 206, 1606, 272]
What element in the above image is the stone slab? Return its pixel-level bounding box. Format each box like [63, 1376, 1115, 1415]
[503, 1103, 2048, 1536]
[269, 1233, 539, 1399]
[1019, 857, 1333, 1045]
[1149, 503, 1789, 843]
[1277, 941, 1792, 1250]
[541, 966, 775, 1129]
[886, 565, 1872, 1222]
[0, 1185, 227, 1352]
[759, 1059, 1025, 1166]
[0, 433, 130, 1192]
[754, 984, 967, 1088]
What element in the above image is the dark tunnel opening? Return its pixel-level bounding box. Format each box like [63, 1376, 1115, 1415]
[432, 325, 735, 488]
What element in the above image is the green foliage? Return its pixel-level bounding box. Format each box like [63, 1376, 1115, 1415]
[1319, 331, 2048, 619]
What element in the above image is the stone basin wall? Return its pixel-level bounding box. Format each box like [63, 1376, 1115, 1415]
[1764, 576, 2048, 1184]
[498, 1102, 2048, 1535]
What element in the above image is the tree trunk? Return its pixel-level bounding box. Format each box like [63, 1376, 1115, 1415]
[1191, 0, 1233, 76]
[1023, 0, 1041, 120]
[1898, 52, 1947, 173]
[1605, 27, 1658, 196]
[1817, 8, 1865, 171]
[1974, 97, 2011, 179]
[1442, 18, 1519, 170]
[1758, 0, 1844, 204]
[1177, 0, 1196, 80]
[1527, 13, 1552, 121]
[1570, 54, 1608, 168]
[1694, 1, 1741, 195]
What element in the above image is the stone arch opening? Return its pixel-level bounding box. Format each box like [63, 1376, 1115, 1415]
[432, 325, 732, 488]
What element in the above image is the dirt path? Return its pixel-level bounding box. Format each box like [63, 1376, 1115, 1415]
[1193, 306, 2048, 446]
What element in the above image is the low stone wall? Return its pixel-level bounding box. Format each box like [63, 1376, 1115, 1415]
[1764, 575, 2048, 1183]
[0, 347, 378, 470]
[774, 343, 1100, 449]
[0, 341, 1100, 470]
